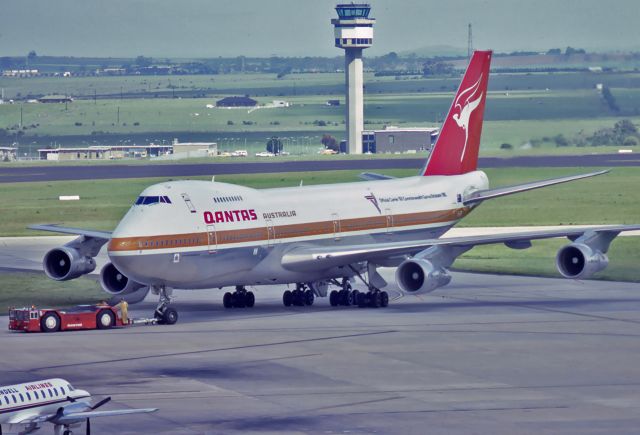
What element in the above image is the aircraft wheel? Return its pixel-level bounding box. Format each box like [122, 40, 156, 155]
[352, 290, 360, 306]
[304, 290, 315, 306]
[357, 292, 368, 308]
[371, 292, 382, 308]
[41, 312, 61, 332]
[233, 292, 246, 308]
[380, 291, 389, 307]
[340, 290, 353, 306]
[283, 290, 293, 307]
[245, 291, 255, 308]
[329, 290, 339, 306]
[162, 307, 178, 325]
[96, 309, 115, 329]
[293, 290, 305, 306]
[223, 292, 233, 308]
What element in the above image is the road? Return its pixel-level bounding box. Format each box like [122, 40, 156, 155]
[1, 153, 638, 183]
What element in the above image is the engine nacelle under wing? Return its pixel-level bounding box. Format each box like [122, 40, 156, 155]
[100, 262, 145, 295]
[395, 258, 452, 295]
[43, 247, 96, 281]
[556, 243, 609, 280]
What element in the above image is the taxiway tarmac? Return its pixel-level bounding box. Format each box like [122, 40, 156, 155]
[1, 153, 638, 183]
[1, 270, 640, 434]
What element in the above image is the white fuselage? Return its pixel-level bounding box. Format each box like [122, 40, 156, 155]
[107, 171, 489, 288]
[0, 378, 90, 425]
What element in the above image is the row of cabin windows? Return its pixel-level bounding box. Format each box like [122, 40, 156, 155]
[213, 195, 243, 204]
[1, 386, 67, 407]
[139, 238, 202, 248]
[134, 195, 172, 206]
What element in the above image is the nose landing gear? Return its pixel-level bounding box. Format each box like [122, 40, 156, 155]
[152, 286, 179, 324]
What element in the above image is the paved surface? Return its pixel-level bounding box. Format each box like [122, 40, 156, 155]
[2, 271, 640, 434]
[1, 153, 638, 183]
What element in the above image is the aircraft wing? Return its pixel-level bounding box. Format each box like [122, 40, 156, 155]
[359, 172, 396, 181]
[28, 224, 112, 240]
[464, 170, 608, 205]
[281, 224, 640, 271]
[53, 408, 158, 425]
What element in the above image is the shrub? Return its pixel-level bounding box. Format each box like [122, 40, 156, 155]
[500, 143, 513, 150]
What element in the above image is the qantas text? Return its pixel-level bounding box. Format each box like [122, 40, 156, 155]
[203, 209, 258, 224]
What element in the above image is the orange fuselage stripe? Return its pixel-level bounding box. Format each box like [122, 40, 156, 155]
[107, 207, 471, 252]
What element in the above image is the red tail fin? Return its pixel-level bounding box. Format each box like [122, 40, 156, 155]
[422, 50, 492, 176]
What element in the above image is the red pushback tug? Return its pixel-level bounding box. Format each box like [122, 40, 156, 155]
[9, 304, 131, 333]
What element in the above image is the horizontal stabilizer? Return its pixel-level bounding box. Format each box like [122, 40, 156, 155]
[55, 408, 158, 425]
[464, 170, 609, 205]
[359, 172, 396, 181]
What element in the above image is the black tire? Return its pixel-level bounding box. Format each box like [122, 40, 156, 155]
[223, 292, 233, 308]
[245, 291, 255, 308]
[162, 307, 178, 325]
[304, 290, 315, 306]
[381, 291, 389, 307]
[352, 290, 360, 305]
[40, 312, 61, 332]
[233, 292, 246, 308]
[329, 290, 339, 307]
[357, 292, 368, 308]
[283, 290, 293, 307]
[371, 292, 382, 308]
[293, 290, 305, 306]
[96, 309, 115, 329]
[340, 290, 353, 306]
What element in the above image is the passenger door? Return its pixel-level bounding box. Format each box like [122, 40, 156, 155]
[207, 224, 217, 253]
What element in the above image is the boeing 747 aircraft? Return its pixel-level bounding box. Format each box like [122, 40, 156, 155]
[0, 378, 156, 434]
[32, 51, 639, 323]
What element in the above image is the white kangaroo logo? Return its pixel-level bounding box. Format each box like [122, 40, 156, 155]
[452, 74, 483, 162]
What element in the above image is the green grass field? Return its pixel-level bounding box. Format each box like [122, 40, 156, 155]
[0, 271, 105, 308]
[1, 167, 638, 237]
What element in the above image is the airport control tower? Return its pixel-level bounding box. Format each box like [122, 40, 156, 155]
[332, 3, 375, 154]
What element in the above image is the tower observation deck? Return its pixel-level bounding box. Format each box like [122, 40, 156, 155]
[332, 3, 375, 154]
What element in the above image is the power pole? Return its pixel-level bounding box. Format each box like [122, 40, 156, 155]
[467, 23, 473, 62]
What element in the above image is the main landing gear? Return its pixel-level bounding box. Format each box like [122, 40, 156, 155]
[283, 283, 315, 307]
[153, 286, 178, 325]
[327, 277, 388, 308]
[223, 286, 255, 308]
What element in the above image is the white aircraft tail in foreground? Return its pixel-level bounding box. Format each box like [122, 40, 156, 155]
[0, 378, 156, 434]
[31, 50, 639, 320]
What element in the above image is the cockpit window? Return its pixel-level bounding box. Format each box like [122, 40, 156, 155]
[143, 196, 160, 205]
[135, 196, 171, 206]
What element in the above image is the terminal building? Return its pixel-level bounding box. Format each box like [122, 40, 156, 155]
[38, 141, 217, 161]
[362, 127, 439, 153]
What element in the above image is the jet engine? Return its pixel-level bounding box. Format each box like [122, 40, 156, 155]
[43, 247, 96, 281]
[556, 243, 608, 280]
[395, 258, 452, 295]
[100, 262, 144, 295]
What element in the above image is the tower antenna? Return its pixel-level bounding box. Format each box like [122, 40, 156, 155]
[467, 23, 473, 61]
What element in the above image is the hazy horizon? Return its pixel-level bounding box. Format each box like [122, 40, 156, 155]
[2, 0, 638, 58]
